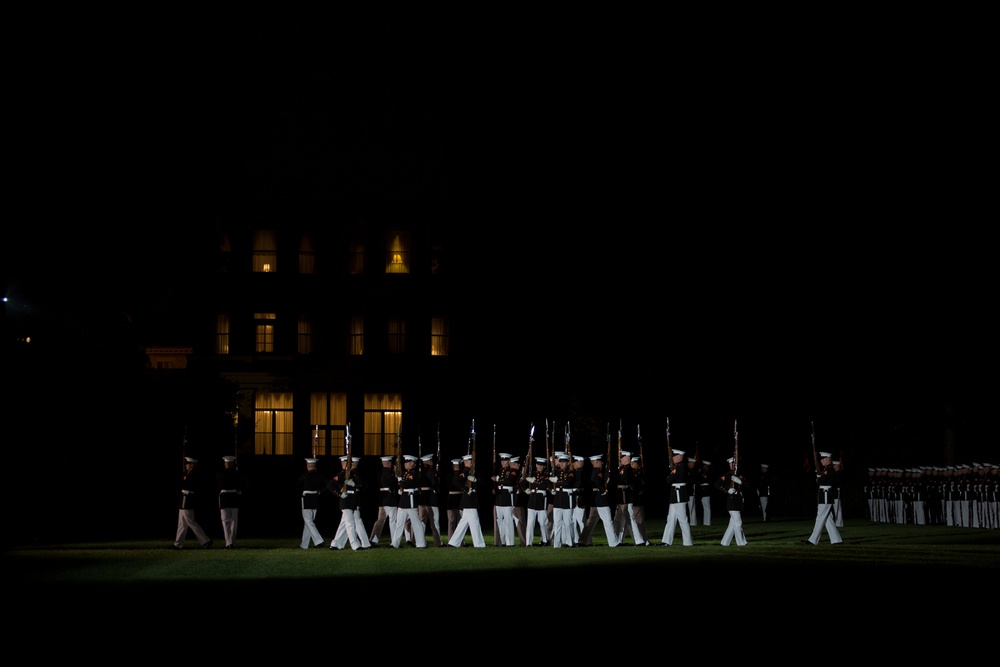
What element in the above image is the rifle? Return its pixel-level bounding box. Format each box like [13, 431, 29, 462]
[637, 423, 643, 472]
[564, 421, 571, 459]
[466, 419, 476, 490]
[312, 423, 319, 460]
[341, 422, 353, 495]
[546, 418, 553, 472]
[395, 419, 403, 479]
[604, 423, 611, 491]
[182, 424, 188, 473]
[666, 417, 675, 472]
[520, 423, 535, 483]
[730, 419, 739, 490]
[493, 423, 498, 488]
[435, 422, 442, 492]
[811, 421, 820, 475]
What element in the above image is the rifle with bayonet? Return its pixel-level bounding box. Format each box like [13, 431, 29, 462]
[564, 421, 572, 463]
[492, 423, 498, 495]
[435, 422, 442, 493]
[637, 423, 644, 472]
[520, 423, 535, 483]
[341, 422, 353, 495]
[546, 419, 553, 473]
[617, 419, 623, 463]
[465, 419, 476, 490]
[730, 419, 739, 490]
[604, 422, 611, 492]
[666, 417, 675, 472]
[811, 421, 820, 475]
[395, 419, 403, 479]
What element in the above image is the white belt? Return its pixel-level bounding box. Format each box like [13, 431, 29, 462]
[379, 488, 391, 491]
[420, 487, 432, 491]
[559, 489, 576, 493]
[672, 483, 685, 488]
[303, 490, 320, 495]
[501, 486, 514, 492]
[220, 489, 238, 494]
[181, 490, 193, 495]
[402, 489, 417, 493]
[533, 490, 547, 494]
[342, 490, 355, 495]
[449, 491, 462, 494]
[820, 486, 832, 490]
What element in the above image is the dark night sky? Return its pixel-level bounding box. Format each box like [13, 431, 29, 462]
[5, 12, 995, 469]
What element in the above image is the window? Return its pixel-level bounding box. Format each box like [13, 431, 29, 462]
[298, 234, 315, 275]
[253, 230, 277, 273]
[430, 238, 443, 275]
[255, 313, 276, 353]
[388, 317, 405, 354]
[298, 316, 312, 355]
[255, 392, 293, 455]
[385, 231, 410, 274]
[348, 240, 364, 275]
[311, 392, 347, 457]
[431, 316, 449, 356]
[350, 315, 364, 355]
[214, 314, 230, 355]
[364, 393, 401, 457]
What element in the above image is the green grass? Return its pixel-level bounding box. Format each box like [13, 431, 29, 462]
[6, 517, 998, 645]
[8, 517, 997, 586]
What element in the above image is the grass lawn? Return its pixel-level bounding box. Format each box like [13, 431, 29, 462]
[6, 515, 997, 645]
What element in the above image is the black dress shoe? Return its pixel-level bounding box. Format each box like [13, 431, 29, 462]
[329, 545, 341, 550]
[800, 540, 814, 545]
[225, 544, 234, 549]
[171, 545, 183, 550]
[202, 540, 213, 549]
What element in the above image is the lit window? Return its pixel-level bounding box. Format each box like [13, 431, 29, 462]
[350, 315, 364, 355]
[255, 392, 293, 456]
[215, 314, 230, 355]
[255, 312, 276, 352]
[385, 231, 410, 274]
[364, 394, 402, 456]
[431, 316, 449, 356]
[253, 230, 277, 273]
[311, 392, 347, 457]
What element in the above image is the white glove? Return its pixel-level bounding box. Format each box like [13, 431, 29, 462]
[491, 476, 498, 482]
[467, 475, 476, 483]
[396, 476, 404, 482]
[346, 479, 355, 488]
[731, 476, 742, 485]
[727, 487, 736, 495]
[526, 476, 536, 483]
[549, 476, 558, 484]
